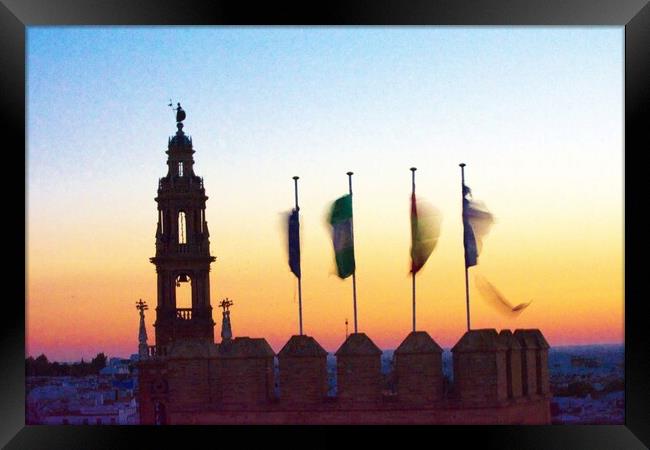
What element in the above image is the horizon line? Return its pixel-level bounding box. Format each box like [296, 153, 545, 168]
[26, 341, 625, 363]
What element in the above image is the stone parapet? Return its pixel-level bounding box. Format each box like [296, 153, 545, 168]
[138, 329, 551, 424]
[451, 329, 508, 405]
[513, 329, 539, 397]
[514, 329, 550, 396]
[394, 331, 444, 405]
[214, 337, 275, 408]
[335, 333, 383, 406]
[498, 330, 523, 399]
[277, 335, 328, 405]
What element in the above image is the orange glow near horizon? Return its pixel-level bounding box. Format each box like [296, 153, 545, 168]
[26, 167, 624, 360]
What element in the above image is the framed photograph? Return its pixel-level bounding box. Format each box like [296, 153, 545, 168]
[3, 0, 648, 448]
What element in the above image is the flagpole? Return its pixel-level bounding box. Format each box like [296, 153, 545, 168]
[347, 171, 358, 334]
[460, 163, 471, 332]
[410, 167, 417, 333]
[293, 175, 303, 336]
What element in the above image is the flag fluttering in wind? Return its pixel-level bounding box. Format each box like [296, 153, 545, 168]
[462, 183, 494, 267]
[474, 274, 533, 314]
[410, 193, 441, 274]
[287, 208, 301, 278]
[329, 194, 355, 279]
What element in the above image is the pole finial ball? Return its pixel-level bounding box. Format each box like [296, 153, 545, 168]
[346, 171, 353, 176]
[293, 176, 299, 180]
[459, 163, 466, 167]
[410, 167, 417, 171]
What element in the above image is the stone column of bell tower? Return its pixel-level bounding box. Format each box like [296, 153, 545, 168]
[150, 104, 216, 350]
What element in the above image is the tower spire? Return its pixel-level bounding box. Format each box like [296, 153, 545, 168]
[136, 299, 149, 359]
[150, 106, 216, 351]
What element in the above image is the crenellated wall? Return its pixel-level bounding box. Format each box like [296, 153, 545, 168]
[277, 335, 328, 405]
[514, 329, 539, 397]
[213, 337, 275, 408]
[137, 328, 551, 424]
[335, 333, 383, 406]
[452, 329, 509, 405]
[515, 329, 551, 397]
[498, 329, 523, 399]
[394, 331, 444, 405]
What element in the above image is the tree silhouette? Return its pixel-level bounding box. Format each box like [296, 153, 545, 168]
[26, 352, 111, 377]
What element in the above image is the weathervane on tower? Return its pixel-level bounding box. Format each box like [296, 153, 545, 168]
[168, 100, 186, 130]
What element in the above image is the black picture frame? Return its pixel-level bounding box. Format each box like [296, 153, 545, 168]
[3, 0, 648, 448]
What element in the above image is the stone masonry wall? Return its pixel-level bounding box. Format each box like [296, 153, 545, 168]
[168, 397, 550, 425]
[279, 356, 327, 405]
[138, 328, 551, 424]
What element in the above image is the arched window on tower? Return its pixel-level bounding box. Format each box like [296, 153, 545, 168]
[159, 211, 164, 234]
[178, 162, 184, 177]
[178, 211, 187, 244]
[200, 209, 204, 233]
[175, 274, 192, 309]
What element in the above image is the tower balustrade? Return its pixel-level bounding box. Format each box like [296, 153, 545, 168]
[175, 308, 193, 320]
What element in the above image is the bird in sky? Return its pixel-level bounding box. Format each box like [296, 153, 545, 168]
[474, 274, 533, 314]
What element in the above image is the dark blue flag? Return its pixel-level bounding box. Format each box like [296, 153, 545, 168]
[288, 208, 301, 278]
[462, 183, 494, 268]
[463, 214, 478, 267]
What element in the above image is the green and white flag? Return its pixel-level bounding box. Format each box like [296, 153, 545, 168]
[329, 194, 355, 279]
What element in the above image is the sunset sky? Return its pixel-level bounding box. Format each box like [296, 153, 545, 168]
[27, 27, 623, 361]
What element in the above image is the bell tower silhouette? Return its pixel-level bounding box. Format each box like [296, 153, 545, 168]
[150, 103, 216, 349]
